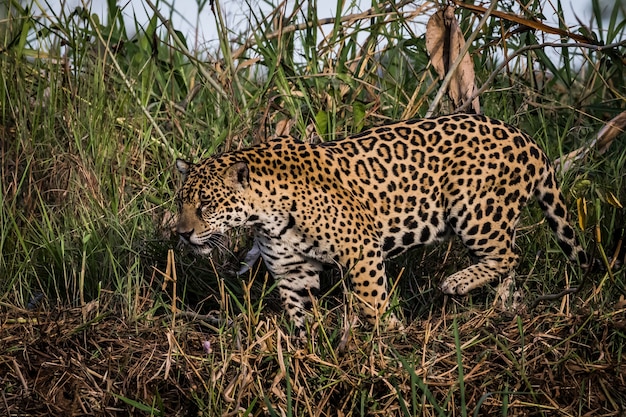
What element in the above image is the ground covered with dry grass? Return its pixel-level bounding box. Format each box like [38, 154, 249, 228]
[2, 289, 625, 416]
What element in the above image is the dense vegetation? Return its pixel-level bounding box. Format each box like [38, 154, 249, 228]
[1, 0, 625, 415]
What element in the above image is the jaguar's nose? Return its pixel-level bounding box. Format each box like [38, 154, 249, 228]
[177, 229, 193, 242]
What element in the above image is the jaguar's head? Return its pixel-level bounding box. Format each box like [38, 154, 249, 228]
[175, 157, 251, 254]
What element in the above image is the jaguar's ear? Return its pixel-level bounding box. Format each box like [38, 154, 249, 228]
[176, 159, 191, 179]
[223, 161, 249, 190]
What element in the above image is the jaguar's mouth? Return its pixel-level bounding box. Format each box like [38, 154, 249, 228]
[178, 233, 225, 256]
[179, 239, 214, 256]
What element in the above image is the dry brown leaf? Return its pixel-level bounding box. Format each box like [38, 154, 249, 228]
[425, 7, 453, 81]
[555, 111, 626, 172]
[305, 123, 322, 144]
[275, 118, 294, 137]
[596, 110, 626, 154]
[425, 6, 480, 113]
[236, 57, 261, 71]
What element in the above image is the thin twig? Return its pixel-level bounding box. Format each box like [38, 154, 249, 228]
[451, 0, 598, 44]
[530, 246, 600, 309]
[455, 40, 626, 113]
[530, 286, 581, 309]
[176, 310, 229, 330]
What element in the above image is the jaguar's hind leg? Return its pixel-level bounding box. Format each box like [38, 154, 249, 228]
[440, 211, 520, 295]
[439, 254, 518, 295]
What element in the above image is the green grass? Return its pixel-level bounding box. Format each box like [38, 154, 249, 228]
[1, 0, 625, 415]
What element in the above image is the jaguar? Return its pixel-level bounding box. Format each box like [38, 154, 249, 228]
[175, 113, 591, 335]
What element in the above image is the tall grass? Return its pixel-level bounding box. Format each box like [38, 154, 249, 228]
[1, 0, 625, 415]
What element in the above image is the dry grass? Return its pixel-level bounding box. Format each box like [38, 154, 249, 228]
[2, 287, 625, 416]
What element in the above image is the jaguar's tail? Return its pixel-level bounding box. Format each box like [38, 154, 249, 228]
[534, 163, 592, 269]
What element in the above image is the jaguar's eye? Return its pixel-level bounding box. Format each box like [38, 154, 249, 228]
[198, 202, 212, 215]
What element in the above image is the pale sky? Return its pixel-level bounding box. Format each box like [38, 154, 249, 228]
[38, 0, 597, 53]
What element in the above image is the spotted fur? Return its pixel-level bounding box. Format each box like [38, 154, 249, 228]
[175, 113, 590, 335]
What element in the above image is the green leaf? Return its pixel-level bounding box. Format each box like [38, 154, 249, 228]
[315, 110, 329, 137]
[353, 101, 366, 133]
[110, 392, 162, 414]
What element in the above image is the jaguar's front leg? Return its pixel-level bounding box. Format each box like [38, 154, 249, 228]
[256, 239, 323, 337]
